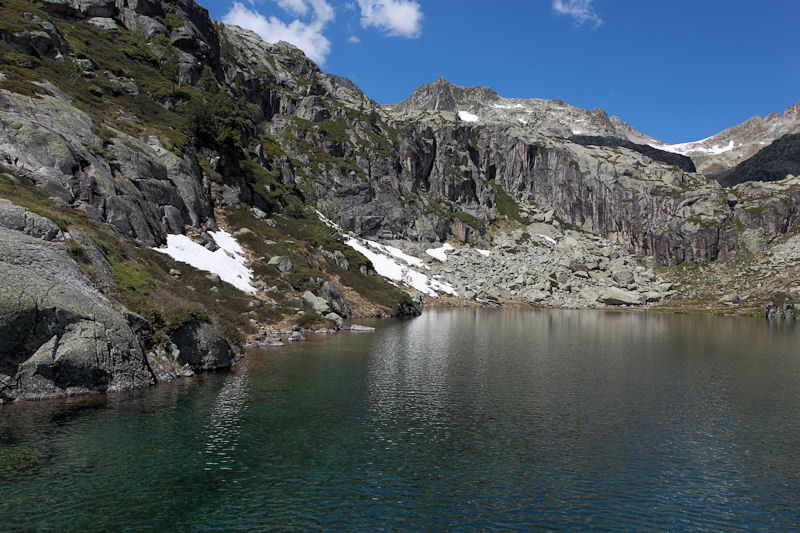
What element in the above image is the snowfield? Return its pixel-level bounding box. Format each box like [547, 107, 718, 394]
[317, 211, 457, 297]
[653, 138, 736, 156]
[458, 110, 479, 122]
[425, 243, 454, 261]
[154, 230, 256, 294]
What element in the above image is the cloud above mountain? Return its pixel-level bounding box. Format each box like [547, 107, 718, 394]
[357, 0, 423, 38]
[222, 0, 423, 65]
[223, 0, 334, 64]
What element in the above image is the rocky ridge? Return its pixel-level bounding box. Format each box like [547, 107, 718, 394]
[651, 102, 800, 174]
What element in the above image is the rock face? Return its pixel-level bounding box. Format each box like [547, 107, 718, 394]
[0, 90, 213, 246]
[711, 134, 800, 187]
[0, 221, 153, 401]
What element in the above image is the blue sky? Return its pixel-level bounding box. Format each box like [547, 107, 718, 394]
[203, 0, 800, 143]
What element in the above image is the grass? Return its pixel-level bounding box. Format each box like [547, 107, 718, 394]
[490, 180, 527, 224]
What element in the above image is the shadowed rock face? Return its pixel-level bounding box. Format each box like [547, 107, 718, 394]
[568, 135, 696, 173]
[711, 134, 800, 187]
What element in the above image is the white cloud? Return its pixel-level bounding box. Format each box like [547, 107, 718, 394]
[222, 0, 334, 64]
[347, 35, 361, 44]
[552, 0, 602, 28]
[357, 0, 423, 38]
[276, 0, 308, 16]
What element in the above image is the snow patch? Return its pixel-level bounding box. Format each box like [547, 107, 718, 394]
[537, 234, 557, 245]
[316, 211, 456, 297]
[425, 243, 454, 261]
[518, 118, 528, 125]
[458, 110, 479, 122]
[492, 103, 525, 110]
[346, 238, 456, 297]
[476, 249, 491, 256]
[154, 230, 256, 294]
[653, 139, 736, 156]
[366, 240, 426, 268]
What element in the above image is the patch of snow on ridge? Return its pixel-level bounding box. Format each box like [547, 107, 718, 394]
[458, 110, 479, 122]
[316, 211, 456, 297]
[653, 138, 736, 156]
[492, 103, 525, 110]
[476, 249, 491, 256]
[425, 243, 454, 261]
[154, 230, 256, 294]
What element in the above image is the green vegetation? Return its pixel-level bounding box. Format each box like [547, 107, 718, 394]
[490, 180, 526, 223]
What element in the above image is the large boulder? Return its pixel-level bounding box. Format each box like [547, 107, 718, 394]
[317, 280, 350, 317]
[0, 223, 153, 401]
[597, 287, 644, 306]
[170, 320, 232, 372]
[0, 198, 61, 240]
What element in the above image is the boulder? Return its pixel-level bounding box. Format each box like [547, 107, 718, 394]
[317, 281, 350, 317]
[170, 320, 232, 372]
[0, 226, 153, 401]
[597, 287, 644, 306]
[0, 198, 61, 240]
[302, 290, 330, 314]
[324, 312, 344, 327]
[268, 255, 293, 272]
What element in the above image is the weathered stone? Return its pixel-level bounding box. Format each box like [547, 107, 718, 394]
[0, 227, 153, 401]
[0, 198, 61, 240]
[597, 287, 644, 306]
[302, 291, 330, 314]
[268, 255, 292, 272]
[170, 320, 232, 372]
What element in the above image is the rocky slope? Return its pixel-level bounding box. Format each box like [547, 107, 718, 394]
[0, 0, 799, 401]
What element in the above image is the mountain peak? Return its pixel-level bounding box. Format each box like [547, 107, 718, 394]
[390, 78, 499, 113]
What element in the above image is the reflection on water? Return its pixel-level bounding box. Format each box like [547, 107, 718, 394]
[202, 366, 249, 471]
[2, 309, 800, 531]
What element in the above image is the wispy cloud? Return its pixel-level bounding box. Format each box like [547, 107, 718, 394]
[347, 35, 361, 44]
[552, 0, 602, 28]
[357, 0, 423, 38]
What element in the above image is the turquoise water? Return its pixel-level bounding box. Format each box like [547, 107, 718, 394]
[2, 309, 800, 531]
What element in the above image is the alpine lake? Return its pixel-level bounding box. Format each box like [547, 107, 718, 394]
[2, 309, 799, 531]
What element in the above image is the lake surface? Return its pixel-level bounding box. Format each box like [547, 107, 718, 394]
[2, 309, 800, 531]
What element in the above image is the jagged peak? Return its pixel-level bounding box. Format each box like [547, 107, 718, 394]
[783, 101, 800, 121]
[390, 77, 500, 113]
